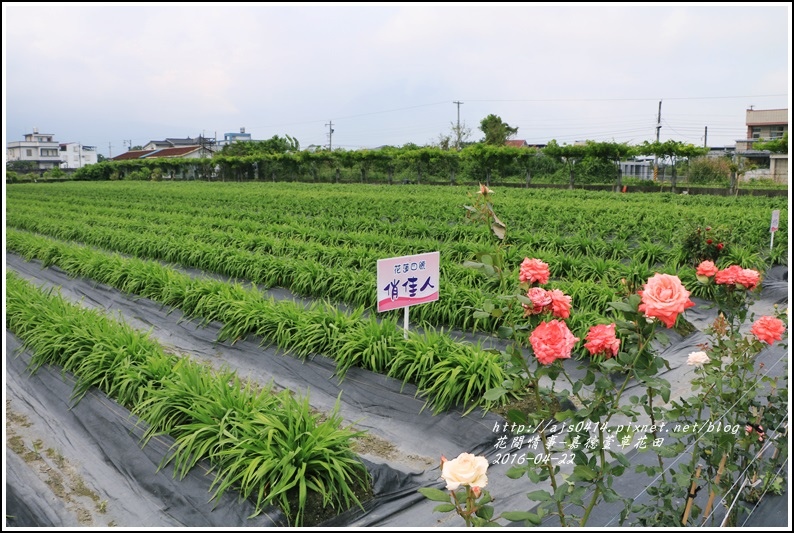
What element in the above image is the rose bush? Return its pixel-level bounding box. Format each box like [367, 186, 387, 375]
[425, 185, 787, 527]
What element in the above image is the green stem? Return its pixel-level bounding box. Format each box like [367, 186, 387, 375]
[609, 328, 651, 414]
[646, 386, 667, 483]
[579, 424, 606, 526]
[533, 378, 566, 526]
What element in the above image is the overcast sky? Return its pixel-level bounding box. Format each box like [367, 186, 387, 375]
[3, 3, 791, 157]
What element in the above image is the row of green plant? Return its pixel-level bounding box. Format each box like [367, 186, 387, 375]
[5, 270, 370, 526]
[7, 183, 785, 337]
[2, 209, 694, 341]
[6, 229, 509, 415]
[8, 182, 785, 251]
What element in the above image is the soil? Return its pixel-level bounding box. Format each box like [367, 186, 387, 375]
[5, 400, 115, 527]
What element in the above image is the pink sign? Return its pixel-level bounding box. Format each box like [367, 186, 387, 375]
[377, 252, 440, 312]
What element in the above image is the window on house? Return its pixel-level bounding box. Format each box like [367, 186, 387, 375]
[751, 127, 762, 139]
[73, 146, 79, 152]
[770, 126, 785, 139]
[26, 149, 32, 157]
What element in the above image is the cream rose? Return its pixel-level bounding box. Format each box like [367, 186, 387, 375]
[686, 351, 710, 366]
[441, 452, 489, 490]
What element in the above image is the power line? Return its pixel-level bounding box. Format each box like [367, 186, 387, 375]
[463, 94, 787, 103]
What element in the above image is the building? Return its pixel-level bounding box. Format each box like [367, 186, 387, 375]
[6, 129, 62, 172]
[619, 157, 655, 180]
[221, 127, 252, 146]
[505, 139, 529, 148]
[109, 145, 214, 161]
[734, 108, 788, 183]
[735, 108, 788, 152]
[142, 137, 216, 151]
[59, 142, 98, 169]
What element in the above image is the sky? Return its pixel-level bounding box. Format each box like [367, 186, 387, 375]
[3, 2, 792, 158]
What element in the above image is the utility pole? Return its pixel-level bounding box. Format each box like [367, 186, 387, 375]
[453, 101, 463, 150]
[326, 121, 334, 151]
[653, 100, 662, 181]
[704, 126, 708, 148]
[108, 142, 113, 159]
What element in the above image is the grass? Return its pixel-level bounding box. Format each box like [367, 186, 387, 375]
[6, 271, 371, 526]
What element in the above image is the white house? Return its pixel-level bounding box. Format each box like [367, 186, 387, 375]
[6, 129, 62, 171]
[59, 142, 98, 169]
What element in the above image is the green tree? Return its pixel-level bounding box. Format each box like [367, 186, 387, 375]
[479, 114, 518, 146]
[543, 140, 587, 189]
[218, 135, 299, 157]
[435, 121, 473, 151]
[635, 140, 708, 192]
[6, 160, 38, 173]
[754, 132, 788, 153]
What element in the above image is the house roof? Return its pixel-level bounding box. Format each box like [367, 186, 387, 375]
[505, 139, 529, 148]
[110, 146, 212, 161]
[111, 150, 156, 160]
[144, 146, 206, 158]
[164, 138, 199, 146]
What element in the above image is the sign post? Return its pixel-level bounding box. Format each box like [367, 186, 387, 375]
[770, 209, 780, 250]
[377, 251, 440, 338]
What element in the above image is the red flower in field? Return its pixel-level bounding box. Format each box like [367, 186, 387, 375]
[584, 323, 620, 358]
[524, 287, 552, 315]
[736, 268, 761, 291]
[750, 316, 786, 345]
[638, 273, 695, 328]
[706, 239, 713, 245]
[717, 243, 724, 250]
[529, 320, 579, 365]
[548, 289, 572, 319]
[519, 258, 550, 285]
[715, 265, 743, 285]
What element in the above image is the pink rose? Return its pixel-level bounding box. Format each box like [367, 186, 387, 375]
[524, 287, 552, 315]
[715, 265, 743, 285]
[548, 289, 572, 319]
[696, 260, 719, 278]
[584, 323, 620, 358]
[736, 268, 761, 290]
[638, 273, 695, 328]
[529, 320, 579, 365]
[519, 258, 550, 285]
[750, 316, 786, 345]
